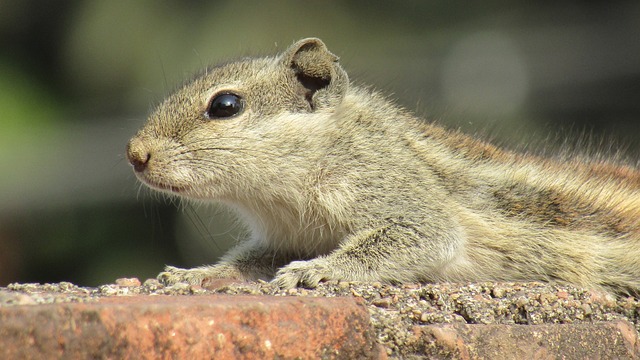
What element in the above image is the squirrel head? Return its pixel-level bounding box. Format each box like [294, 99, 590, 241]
[135, 37, 349, 138]
[127, 38, 350, 200]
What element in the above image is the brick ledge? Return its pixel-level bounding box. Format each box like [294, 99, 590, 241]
[1, 293, 638, 359]
[0, 295, 382, 359]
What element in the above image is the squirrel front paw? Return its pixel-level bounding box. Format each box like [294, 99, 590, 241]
[157, 265, 243, 286]
[273, 259, 335, 289]
[157, 265, 209, 286]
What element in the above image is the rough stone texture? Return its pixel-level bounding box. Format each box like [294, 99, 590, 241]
[0, 294, 382, 360]
[416, 321, 639, 359]
[3, 280, 640, 358]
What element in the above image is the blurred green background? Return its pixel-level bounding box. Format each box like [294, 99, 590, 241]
[1, 1, 638, 286]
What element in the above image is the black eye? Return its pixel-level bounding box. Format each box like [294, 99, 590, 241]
[205, 93, 244, 119]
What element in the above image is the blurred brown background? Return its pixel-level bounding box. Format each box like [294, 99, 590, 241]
[1, 1, 639, 286]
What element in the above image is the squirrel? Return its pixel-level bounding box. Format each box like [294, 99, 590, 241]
[127, 38, 640, 294]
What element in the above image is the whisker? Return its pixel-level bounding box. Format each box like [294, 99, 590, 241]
[184, 205, 225, 254]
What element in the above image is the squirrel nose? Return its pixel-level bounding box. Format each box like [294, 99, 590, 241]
[126, 138, 151, 173]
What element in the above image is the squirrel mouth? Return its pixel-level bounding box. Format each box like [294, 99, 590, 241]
[142, 178, 188, 194]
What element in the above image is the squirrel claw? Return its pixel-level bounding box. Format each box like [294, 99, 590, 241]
[273, 259, 333, 289]
[157, 264, 246, 286]
[157, 265, 211, 286]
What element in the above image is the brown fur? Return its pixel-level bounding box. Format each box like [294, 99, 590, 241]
[127, 38, 640, 294]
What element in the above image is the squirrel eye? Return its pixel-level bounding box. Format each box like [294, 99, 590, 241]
[205, 93, 244, 119]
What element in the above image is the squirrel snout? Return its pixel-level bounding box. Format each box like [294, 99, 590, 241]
[126, 138, 151, 173]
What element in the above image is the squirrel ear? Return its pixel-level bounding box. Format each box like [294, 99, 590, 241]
[282, 38, 348, 110]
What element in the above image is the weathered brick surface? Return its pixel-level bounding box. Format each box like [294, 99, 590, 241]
[0, 295, 382, 360]
[2, 290, 640, 359]
[416, 320, 640, 359]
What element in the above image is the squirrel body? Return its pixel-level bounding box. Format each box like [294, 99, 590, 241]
[127, 38, 640, 294]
